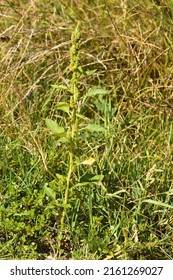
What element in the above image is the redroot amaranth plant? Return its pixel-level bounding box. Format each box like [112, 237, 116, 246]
[60, 21, 81, 231]
[45, 22, 81, 248]
[45, 22, 106, 256]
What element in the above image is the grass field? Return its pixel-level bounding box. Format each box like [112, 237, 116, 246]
[0, 0, 173, 259]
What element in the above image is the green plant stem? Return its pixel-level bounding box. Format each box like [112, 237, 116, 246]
[60, 22, 81, 235]
[60, 138, 73, 231]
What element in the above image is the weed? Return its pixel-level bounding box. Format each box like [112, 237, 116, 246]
[0, 0, 173, 260]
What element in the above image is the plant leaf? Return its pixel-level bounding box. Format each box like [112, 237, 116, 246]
[56, 173, 66, 182]
[76, 113, 90, 121]
[73, 182, 90, 187]
[57, 102, 70, 114]
[56, 138, 68, 145]
[44, 184, 56, 200]
[46, 118, 66, 137]
[56, 203, 71, 208]
[86, 87, 110, 97]
[80, 157, 96, 165]
[89, 174, 104, 181]
[142, 199, 173, 209]
[84, 124, 106, 132]
[106, 189, 127, 198]
[51, 84, 69, 90]
[85, 69, 97, 76]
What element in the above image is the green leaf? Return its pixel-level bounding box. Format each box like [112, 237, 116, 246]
[45, 200, 57, 208]
[85, 69, 97, 76]
[78, 66, 83, 73]
[86, 87, 110, 97]
[106, 189, 127, 198]
[44, 184, 56, 200]
[76, 113, 90, 121]
[46, 118, 66, 137]
[56, 138, 68, 145]
[56, 173, 66, 182]
[51, 84, 69, 90]
[57, 102, 70, 114]
[84, 124, 106, 132]
[13, 211, 31, 217]
[73, 180, 103, 188]
[73, 182, 91, 187]
[142, 199, 173, 209]
[56, 203, 71, 208]
[89, 174, 104, 181]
